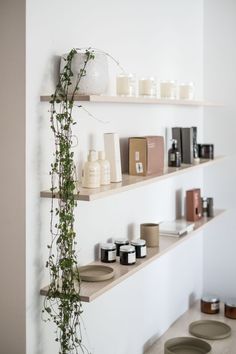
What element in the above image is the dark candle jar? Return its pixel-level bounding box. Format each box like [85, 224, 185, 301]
[202, 197, 208, 217]
[120, 245, 136, 265]
[207, 197, 214, 217]
[198, 144, 214, 159]
[131, 239, 147, 258]
[201, 295, 220, 314]
[100, 243, 116, 263]
[115, 238, 129, 256]
[225, 299, 236, 319]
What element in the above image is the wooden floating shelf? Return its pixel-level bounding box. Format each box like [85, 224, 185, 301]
[40, 210, 226, 302]
[41, 157, 225, 202]
[40, 94, 220, 106]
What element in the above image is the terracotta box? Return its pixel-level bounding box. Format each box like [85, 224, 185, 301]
[186, 188, 202, 221]
[129, 136, 164, 176]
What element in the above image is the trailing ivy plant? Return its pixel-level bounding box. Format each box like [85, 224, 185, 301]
[43, 48, 94, 354]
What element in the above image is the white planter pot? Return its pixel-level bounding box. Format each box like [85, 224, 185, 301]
[60, 51, 109, 95]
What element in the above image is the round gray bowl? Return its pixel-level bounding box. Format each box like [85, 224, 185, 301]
[164, 336, 212, 354]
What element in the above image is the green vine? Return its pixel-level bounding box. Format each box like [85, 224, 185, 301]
[43, 48, 94, 354]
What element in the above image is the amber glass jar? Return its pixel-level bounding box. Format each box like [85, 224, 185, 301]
[225, 299, 236, 319]
[201, 295, 220, 314]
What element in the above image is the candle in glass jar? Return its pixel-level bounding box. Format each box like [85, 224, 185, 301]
[160, 81, 177, 99]
[179, 82, 195, 100]
[139, 77, 156, 96]
[116, 73, 136, 96]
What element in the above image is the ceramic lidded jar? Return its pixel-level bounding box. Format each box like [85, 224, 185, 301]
[60, 51, 109, 95]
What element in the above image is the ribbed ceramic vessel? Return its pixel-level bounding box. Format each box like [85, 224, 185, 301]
[60, 51, 109, 95]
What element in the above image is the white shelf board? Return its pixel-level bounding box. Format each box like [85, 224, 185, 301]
[40, 210, 226, 302]
[40, 157, 225, 202]
[40, 94, 221, 106]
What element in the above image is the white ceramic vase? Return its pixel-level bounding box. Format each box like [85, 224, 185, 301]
[60, 51, 109, 95]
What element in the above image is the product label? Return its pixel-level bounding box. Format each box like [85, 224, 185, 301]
[140, 246, 147, 257]
[135, 151, 140, 161]
[147, 142, 155, 149]
[128, 252, 136, 264]
[211, 303, 219, 311]
[136, 162, 143, 173]
[108, 250, 116, 261]
[170, 153, 176, 162]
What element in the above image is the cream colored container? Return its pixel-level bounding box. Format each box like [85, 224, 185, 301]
[104, 133, 122, 183]
[82, 150, 100, 188]
[98, 151, 110, 185]
[138, 77, 156, 96]
[160, 81, 177, 99]
[116, 73, 136, 96]
[179, 82, 195, 100]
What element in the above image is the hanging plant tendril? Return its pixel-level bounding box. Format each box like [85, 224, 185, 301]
[43, 48, 94, 354]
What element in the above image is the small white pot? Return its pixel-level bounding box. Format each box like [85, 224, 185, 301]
[60, 51, 109, 95]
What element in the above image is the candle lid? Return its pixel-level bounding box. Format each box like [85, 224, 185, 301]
[179, 81, 194, 86]
[201, 294, 219, 303]
[225, 299, 236, 308]
[160, 80, 176, 84]
[120, 245, 135, 253]
[100, 243, 116, 250]
[131, 239, 146, 246]
[115, 239, 129, 245]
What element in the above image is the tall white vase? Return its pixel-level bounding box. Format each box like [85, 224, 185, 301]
[60, 51, 109, 95]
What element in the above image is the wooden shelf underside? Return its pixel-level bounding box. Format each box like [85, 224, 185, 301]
[41, 157, 224, 202]
[40, 210, 225, 302]
[40, 94, 220, 106]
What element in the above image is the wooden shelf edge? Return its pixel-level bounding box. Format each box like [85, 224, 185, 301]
[40, 94, 221, 107]
[40, 157, 225, 202]
[40, 209, 226, 303]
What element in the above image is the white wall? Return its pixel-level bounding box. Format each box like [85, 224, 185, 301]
[203, 0, 236, 298]
[0, 1, 26, 353]
[26, 1, 206, 353]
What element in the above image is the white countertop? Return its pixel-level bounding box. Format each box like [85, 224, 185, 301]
[145, 301, 236, 354]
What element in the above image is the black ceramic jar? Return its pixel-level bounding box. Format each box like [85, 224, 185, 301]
[115, 238, 129, 256]
[131, 239, 147, 258]
[100, 243, 116, 263]
[120, 245, 136, 265]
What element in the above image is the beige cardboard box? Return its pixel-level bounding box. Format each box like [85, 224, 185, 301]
[129, 136, 164, 176]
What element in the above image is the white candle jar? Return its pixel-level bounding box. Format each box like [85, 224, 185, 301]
[160, 80, 177, 99]
[138, 77, 156, 97]
[179, 82, 195, 100]
[116, 73, 136, 96]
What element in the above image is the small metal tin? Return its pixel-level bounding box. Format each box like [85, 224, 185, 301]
[115, 238, 129, 256]
[120, 245, 136, 265]
[100, 243, 116, 263]
[225, 299, 236, 319]
[201, 295, 220, 314]
[131, 239, 147, 258]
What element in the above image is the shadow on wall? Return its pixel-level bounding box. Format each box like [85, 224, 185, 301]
[142, 291, 198, 353]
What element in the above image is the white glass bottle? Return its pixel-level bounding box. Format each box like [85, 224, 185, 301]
[82, 150, 100, 188]
[98, 151, 111, 185]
